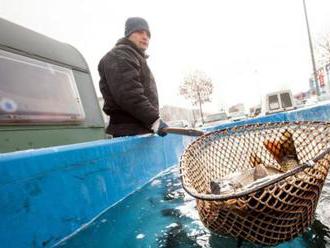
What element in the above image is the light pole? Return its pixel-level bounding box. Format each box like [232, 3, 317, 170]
[196, 85, 205, 124]
[302, 0, 320, 96]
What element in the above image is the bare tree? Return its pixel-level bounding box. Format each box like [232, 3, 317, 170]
[316, 33, 330, 67]
[179, 70, 213, 123]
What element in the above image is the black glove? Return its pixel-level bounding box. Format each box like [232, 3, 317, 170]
[151, 118, 168, 137]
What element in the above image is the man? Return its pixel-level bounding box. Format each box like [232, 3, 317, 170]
[98, 17, 168, 137]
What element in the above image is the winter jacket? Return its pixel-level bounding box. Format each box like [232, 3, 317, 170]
[98, 38, 160, 137]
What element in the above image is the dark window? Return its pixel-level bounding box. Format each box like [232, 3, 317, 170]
[268, 95, 280, 110]
[280, 92, 293, 108]
[0, 50, 85, 124]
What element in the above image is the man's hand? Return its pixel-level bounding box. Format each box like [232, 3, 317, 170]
[151, 118, 168, 137]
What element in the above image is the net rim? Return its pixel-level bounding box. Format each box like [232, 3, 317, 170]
[179, 120, 330, 201]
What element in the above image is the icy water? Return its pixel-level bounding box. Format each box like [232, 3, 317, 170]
[59, 167, 330, 248]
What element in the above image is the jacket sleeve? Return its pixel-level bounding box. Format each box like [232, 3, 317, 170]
[102, 51, 159, 127]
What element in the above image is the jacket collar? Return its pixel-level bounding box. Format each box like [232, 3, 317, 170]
[116, 38, 148, 58]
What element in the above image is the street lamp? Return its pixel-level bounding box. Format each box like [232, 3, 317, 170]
[303, 0, 320, 96]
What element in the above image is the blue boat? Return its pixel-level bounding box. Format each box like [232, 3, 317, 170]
[0, 18, 329, 248]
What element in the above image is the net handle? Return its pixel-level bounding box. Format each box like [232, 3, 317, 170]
[183, 146, 330, 201]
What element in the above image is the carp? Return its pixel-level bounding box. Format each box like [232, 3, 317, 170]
[209, 130, 299, 195]
[263, 130, 299, 172]
[210, 163, 283, 194]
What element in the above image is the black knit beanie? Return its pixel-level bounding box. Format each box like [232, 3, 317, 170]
[125, 17, 150, 38]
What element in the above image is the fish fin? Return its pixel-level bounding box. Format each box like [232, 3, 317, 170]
[263, 138, 282, 162]
[253, 163, 269, 180]
[278, 130, 298, 162]
[264, 130, 298, 164]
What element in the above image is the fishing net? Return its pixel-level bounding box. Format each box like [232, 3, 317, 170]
[180, 121, 330, 245]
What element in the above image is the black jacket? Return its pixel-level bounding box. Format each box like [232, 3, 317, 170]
[98, 38, 160, 137]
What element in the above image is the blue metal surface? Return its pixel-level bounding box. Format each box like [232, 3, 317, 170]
[0, 103, 330, 247]
[0, 134, 192, 247]
[205, 103, 330, 132]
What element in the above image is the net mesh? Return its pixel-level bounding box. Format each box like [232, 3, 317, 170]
[180, 121, 330, 245]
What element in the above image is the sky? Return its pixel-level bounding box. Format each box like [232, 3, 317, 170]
[1, 0, 330, 113]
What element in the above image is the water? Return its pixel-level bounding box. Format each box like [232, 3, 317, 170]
[59, 167, 330, 248]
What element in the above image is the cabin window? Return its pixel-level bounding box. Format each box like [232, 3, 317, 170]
[280, 92, 293, 108]
[0, 49, 85, 124]
[268, 95, 280, 110]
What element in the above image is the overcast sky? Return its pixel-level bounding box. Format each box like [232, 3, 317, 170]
[1, 0, 330, 112]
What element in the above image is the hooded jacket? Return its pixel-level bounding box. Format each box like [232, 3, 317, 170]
[98, 38, 160, 137]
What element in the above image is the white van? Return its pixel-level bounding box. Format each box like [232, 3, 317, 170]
[264, 90, 296, 115]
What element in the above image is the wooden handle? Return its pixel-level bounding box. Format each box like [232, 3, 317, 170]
[162, 127, 205, 137]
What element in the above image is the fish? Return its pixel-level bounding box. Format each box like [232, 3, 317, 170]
[263, 130, 299, 172]
[209, 130, 300, 195]
[209, 169, 253, 194]
[209, 163, 283, 195]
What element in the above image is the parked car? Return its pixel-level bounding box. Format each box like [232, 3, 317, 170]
[228, 103, 247, 121]
[167, 120, 190, 128]
[205, 112, 227, 122]
[203, 112, 228, 126]
[249, 105, 262, 118]
[194, 112, 229, 127]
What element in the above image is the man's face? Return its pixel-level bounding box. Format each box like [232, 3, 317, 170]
[128, 30, 150, 51]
